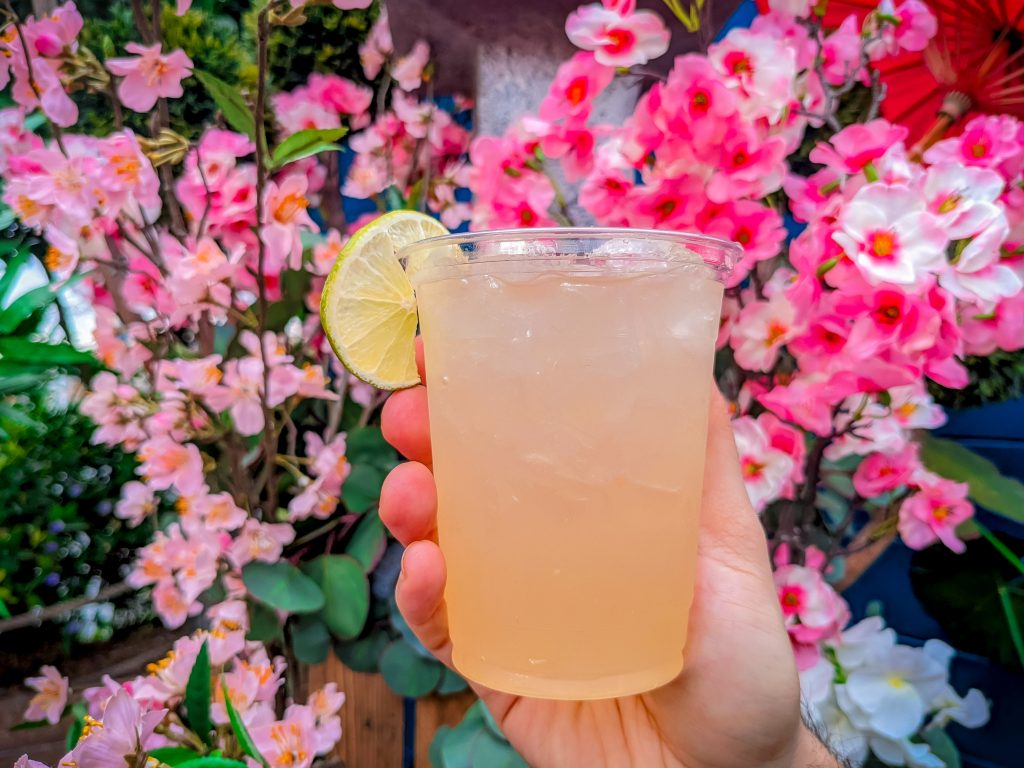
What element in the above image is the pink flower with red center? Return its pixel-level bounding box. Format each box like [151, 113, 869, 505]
[960, 293, 1024, 355]
[773, 560, 850, 670]
[925, 115, 1024, 173]
[565, 2, 670, 67]
[72, 689, 166, 766]
[730, 293, 798, 372]
[707, 128, 788, 203]
[698, 200, 786, 283]
[820, 15, 863, 86]
[539, 52, 614, 121]
[809, 120, 909, 176]
[923, 162, 1003, 240]
[853, 445, 921, 498]
[24, 666, 69, 725]
[898, 474, 973, 553]
[832, 182, 947, 286]
[709, 27, 797, 121]
[867, 0, 937, 58]
[758, 375, 838, 437]
[137, 436, 205, 495]
[106, 43, 193, 113]
[731, 415, 797, 512]
[656, 56, 736, 144]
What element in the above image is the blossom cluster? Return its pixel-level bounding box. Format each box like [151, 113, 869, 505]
[773, 546, 990, 768]
[19, 619, 344, 768]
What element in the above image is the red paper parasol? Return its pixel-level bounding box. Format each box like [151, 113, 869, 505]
[755, 0, 1024, 149]
[823, 0, 1024, 149]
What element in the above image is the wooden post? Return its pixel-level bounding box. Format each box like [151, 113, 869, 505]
[303, 654, 477, 768]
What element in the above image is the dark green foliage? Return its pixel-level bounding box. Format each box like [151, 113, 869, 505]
[929, 349, 1024, 409]
[258, 3, 376, 91]
[76, 4, 251, 139]
[0, 400, 149, 615]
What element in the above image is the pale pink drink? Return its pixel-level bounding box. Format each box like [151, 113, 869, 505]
[404, 229, 736, 699]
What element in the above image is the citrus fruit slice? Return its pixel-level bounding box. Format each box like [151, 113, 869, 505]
[320, 210, 449, 390]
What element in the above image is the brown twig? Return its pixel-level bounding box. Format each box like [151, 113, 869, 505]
[253, 3, 279, 514]
[0, 582, 133, 634]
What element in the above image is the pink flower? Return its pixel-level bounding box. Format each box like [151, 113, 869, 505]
[832, 182, 947, 286]
[730, 294, 798, 372]
[392, 40, 430, 91]
[137, 437, 205, 495]
[820, 16, 863, 86]
[360, 6, 393, 79]
[923, 162, 1003, 240]
[809, 120, 908, 176]
[709, 28, 797, 121]
[153, 580, 202, 629]
[24, 666, 69, 725]
[106, 43, 194, 113]
[83, 675, 124, 719]
[891, 0, 938, 54]
[114, 481, 157, 527]
[13, 756, 48, 768]
[898, 474, 973, 553]
[73, 690, 166, 766]
[206, 601, 250, 665]
[250, 706, 317, 768]
[141, 634, 205, 701]
[194, 491, 247, 532]
[229, 519, 296, 568]
[565, 2, 670, 67]
[961, 293, 1024, 355]
[204, 357, 266, 436]
[261, 174, 316, 272]
[732, 415, 797, 512]
[925, 115, 1024, 173]
[853, 447, 919, 498]
[707, 129, 788, 203]
[758, 376, 837, 437]
[539, 52, 614, 121]
[774, 563, 850, 670]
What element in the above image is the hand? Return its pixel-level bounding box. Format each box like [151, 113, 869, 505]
[379, 342, 838, 768]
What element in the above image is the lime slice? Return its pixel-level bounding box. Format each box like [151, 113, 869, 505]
[320, 211, 449, 390]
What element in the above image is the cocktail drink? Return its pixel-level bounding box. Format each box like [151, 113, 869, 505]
[404, 229, 736, 700]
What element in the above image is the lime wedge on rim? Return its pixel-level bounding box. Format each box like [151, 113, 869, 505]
[320, 210, 449, 390]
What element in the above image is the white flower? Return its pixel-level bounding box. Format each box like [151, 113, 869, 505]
[731, 415, 796, 511]
[836, 644, 948, 740]
[832, 616, 898, 670]
[923, 162, 1004, 239]
[833, 182, 948, 286]
[929, 687, 990, 729]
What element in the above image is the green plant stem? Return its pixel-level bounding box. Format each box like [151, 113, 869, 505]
[997, 582, 1024, 669]
[976, 520, 1024, 577]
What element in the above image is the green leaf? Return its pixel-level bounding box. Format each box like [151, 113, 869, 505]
[291, 615, 331, 664]
[0, 284, 55, 334]
[11, 719, 50, 730]
[918, 434, 1024, 523]
[183, 641, 213, 745]
[997, 582, 1024, 669]
[271, 127, 347, 168]
[921, 729, 961, 768]
[0, 337, 96, 367]
[341, 462, 386, 513]
[0, 203, 14, 230]
[334, 629, 389, 673]
[65, 702, 86, 751]
[247, 599, 282, 642]
[147, 747, 201, 766]
[0, 249, 28, 303]
[222, 680, 268, 767]
[243, 561, 325, 614]
[437, 667, 469, 695]
[429, 725, 452, 768]
[347, 510, 386, 571]
[303, 554, 369, 639]
[194, 70, 255, 139]
[471, 731, 528, 768]
[175, 759, 249, 768]
[347, 426, 399, 468]
[379, 639, 444, 697]
[0, 402, 44, 430]
[0, 372, 45, 394]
